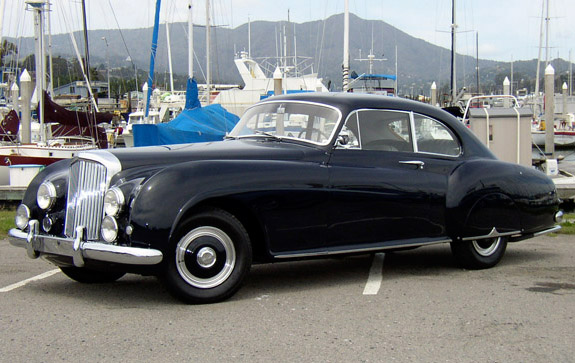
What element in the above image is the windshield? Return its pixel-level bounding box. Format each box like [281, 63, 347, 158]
[229, 101, 341, 145]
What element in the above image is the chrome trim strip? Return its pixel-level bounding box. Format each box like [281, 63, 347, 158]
[462, 227, 521, 241]
[274, 238, 452, 259]
[9, 225, 163, 267]
[533, 225, 561, 237]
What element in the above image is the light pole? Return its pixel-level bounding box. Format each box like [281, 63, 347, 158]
[101, 36, 110, 99]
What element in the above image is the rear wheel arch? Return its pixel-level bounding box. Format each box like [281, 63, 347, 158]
[462, 192, 521, 238]
[447, 190, 521, 240]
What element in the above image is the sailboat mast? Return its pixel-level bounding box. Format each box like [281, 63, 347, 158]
[206, 0, 211, 105]
[534, 0, 545, 112]
[46, 0, 54, 95]
[545, 0, 550, 66]
[450, 0, 457, 104]
[188, 0, 193, 78]
[570, 49, 572, 96]
[28, 0, 46, 142]
[0, 0, 6, 47]
[145, 0, 162, 119]
[342, 0, 350, 91]
[81, 0, 90, 84]
[476, 32, 480, 94]
[166, 21, 174, 92]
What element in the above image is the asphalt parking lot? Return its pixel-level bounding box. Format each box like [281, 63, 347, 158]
[1, 235, 573, 362]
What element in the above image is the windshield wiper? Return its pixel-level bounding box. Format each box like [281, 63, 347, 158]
[251, 130, 283, 141]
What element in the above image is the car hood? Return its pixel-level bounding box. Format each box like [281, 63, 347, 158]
[85, 139, 320, 171]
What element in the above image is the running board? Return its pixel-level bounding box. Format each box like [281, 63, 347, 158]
[273, 238, 452, 259]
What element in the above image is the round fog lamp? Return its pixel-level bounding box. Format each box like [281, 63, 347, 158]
[37, 181, 57, 210]
[104, 187, 125, 216]
[42, 216, 54, 233]
[101, 216, 119, 243]
[15, 204, 30, 230]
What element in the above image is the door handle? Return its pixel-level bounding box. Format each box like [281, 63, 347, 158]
[399, 160, 425, 169]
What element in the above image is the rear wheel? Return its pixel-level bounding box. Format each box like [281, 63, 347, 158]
[60, 266, 125, 283]
[450, 236, 508, 270]
[162, 209, 252, 304]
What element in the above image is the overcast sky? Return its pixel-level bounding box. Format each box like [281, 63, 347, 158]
[2, 0, 574, 62]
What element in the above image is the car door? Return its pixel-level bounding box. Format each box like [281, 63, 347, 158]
[410, 112, 464, 237]
[326, 109, 453, 249]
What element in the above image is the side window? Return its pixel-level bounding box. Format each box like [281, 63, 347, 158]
[357, 110, 413, 152]
[337, 113, 361, 149]
[413, 114, 461, 156]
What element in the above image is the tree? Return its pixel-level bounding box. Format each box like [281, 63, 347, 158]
[0, 39, 18, 66]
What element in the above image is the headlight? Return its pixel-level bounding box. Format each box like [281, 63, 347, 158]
[37, 181, 57, 210]
[103, 187, 125, 216]
[15, 204, 30, 229]
[101, 216, 119, 243]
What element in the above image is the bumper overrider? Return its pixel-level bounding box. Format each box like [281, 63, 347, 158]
[9, 220, 163, 268]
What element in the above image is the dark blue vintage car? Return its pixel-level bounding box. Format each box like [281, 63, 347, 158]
[10, 93, 562, 303]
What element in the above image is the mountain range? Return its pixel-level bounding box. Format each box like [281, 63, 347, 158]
[7, 13, 573, 94]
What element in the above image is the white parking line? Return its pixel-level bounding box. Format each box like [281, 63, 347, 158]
[0, 269, 60, 293]
[363, 253, 385, 295]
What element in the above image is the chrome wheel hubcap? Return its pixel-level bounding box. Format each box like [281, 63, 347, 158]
[197, 247, 217, 268]
[472, 237, 501, 257]
[176, 226, 236, 289]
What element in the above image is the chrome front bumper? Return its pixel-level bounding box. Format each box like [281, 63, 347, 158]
[9, 220, 163, 268]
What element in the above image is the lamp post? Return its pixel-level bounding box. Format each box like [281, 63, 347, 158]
[101, 36, 110, 99]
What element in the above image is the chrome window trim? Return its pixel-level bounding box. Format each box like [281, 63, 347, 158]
[411, 112, 463, 158]
[347, 108, 415, 152]
[409, 111, 419, 152]
[234, 100, 343, 147]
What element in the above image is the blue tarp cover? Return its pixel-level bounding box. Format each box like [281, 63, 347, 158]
[351, 73, 397, 81]
[133, 79, 239, 146]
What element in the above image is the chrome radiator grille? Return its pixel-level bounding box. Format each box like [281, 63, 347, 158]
[64, 159, 108, 240]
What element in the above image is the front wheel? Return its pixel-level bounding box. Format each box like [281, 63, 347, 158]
[162, 209, 252, 304]
[450, 236, 508, 270]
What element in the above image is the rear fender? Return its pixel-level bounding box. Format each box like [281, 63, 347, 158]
[460, 193, 521, 239]
[446, 159, 523, 239]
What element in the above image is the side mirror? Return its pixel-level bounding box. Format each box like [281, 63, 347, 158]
[336, 134, 349, 147]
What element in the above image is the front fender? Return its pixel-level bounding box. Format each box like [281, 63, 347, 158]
[128, 159, 326, 250]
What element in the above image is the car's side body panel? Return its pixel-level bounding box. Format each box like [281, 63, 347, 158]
[128, 155, 331, 258]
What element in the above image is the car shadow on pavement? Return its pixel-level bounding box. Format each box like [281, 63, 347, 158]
[21, 241, 559, 305]
[239, 254, 374, 297]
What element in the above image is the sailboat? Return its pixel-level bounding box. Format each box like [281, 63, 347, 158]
[529, 0, 575, 147]
[0, 0, 108, 170]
